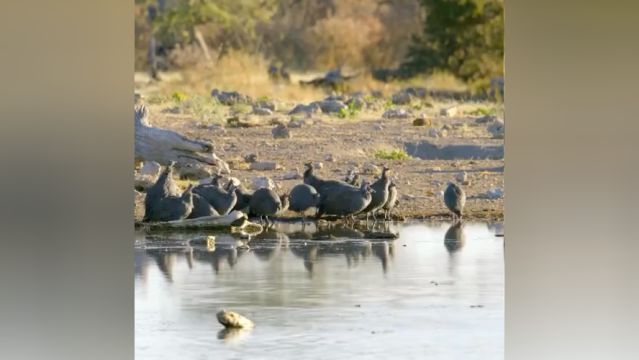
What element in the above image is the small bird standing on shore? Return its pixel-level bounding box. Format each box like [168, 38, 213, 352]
[444, 182, 466, 221]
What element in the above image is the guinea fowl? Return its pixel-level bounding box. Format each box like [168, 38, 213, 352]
[187, 193, 220, 219]
[361, 166, 391, 221]
[249, 188, 286, 225]
[226, 182, 253, 212]
[193, 182, 238, 215]
[145, 184, 195, 222]
[143, 161, 181, 221]
[444, 182, 466, 220]
[288, 184, 320, 218]
[303, 162, 352, 194]
[381, 182, 398, 220]
[315, 181, 374, 221]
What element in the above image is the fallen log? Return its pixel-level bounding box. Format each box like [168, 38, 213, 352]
[136, 211, 262, 233]
[135, 104, 230, 173]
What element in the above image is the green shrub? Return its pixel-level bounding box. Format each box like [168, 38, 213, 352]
[374, 149, 410, 160]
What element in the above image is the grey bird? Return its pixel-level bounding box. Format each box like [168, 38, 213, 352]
[344, 169, 361, 187]
[288, 184, 320, 219]
[143, 161, 180, 222]
[226, 182, 252, 212]
[249, 188, 286, 225]
[187, 193, 220, 219]
[303, 162, 352, 194]
[316, 181, 374, 221]
[146, 184, 195, 222]
[444, 182, 466, 220]
[193, 182, 238, 215]
[361, 166, 391, 221]
[381, 182, 398, 220]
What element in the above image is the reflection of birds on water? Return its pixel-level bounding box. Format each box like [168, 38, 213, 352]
[314, 224, 365, 239]
[344, 240, 372, 268]
[444, 221, 465, 253]
[252, 229, 290, 262]
[191, 242, 240, 274]
[372, 241, 393, 273]
[217, 327, 252, 343]
[289, 243, 319, 275]
[145, 249, 175, 282]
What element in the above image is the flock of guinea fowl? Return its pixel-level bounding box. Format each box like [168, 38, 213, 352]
[142, 162, 466, 225]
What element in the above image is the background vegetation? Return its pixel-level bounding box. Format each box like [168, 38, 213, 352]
[135, 0, 503, 93]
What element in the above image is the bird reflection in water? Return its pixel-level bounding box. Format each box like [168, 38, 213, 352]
[444, 221, 465, 253]
[251, 228, 290, 262]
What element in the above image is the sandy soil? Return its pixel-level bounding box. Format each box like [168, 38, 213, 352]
[134, 89, 504, 222]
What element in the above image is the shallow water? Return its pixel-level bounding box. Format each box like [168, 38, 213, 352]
[135, 221, 504, 360]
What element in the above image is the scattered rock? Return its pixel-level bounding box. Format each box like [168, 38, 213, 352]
[176, 163, 213, 180]
[244, 153, 258, 163]
[252, 107, 273, 116]
[475, 115, 497, 124]
[211, 89, 251, 105]
[412, 117, 431, 126]
[250, 161, 279, 171]
[313, 100, 347, 114]
[476, 187, 504, 199]
[392, 91, 413, 105]
[324, 154, 336, 162]
[226, 177, 242, 187]
[134, 174, 154, 191]
[272, 124, 291, 139]
[139, 161, 161, 179]
[345, 97, 365, 110]
[313, 162, 324, 169]
[442, 124, 452, 131]
[487, 118, 505, 139]
[252, 176, 275, 190]
[282, 170, 302, 180]
[373, 123, 384, 131]
[253, 99, 276, 111]
[161, 106, 181, 114]
[428, 128, 442, 138]
[382, 108, 411, 119]
[289, 103, 321, 116]
[455, 172, 468, 183]
[227, 116, 259, 128]
[403, 86, 427, 98]
[216, 310, 254, 329]
[362, 162, 380, 175]
[288, 118, 306, 128]
[440, 106, 458, 117]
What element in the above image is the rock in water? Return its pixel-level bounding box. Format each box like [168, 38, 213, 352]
[216, 310, 254, 329]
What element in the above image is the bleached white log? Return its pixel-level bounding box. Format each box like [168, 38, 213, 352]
[134, 104, 230, 173]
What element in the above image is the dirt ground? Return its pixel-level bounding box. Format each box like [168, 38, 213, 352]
[134, 78, 504, 223]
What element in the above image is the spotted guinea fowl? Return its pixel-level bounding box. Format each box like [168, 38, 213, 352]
[444, 182, 466, 220]
[143, 161, 181, 221]
[187, 193, 220, 219]
[193, 182, 238, 215]
[289, 184, 320, 218]
[249, 188, 286, 224]
[145, 184, 195, 222]
[315, 181, 374, 221]
[225, 182, 252, 212]
[381, 181, 398, 220]
[361, 166, 391, 221]
[303, 162, 352, 194]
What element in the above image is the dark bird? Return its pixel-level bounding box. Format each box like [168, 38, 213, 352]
[187, 193, 220, 219]
[145, 184, 195, 222]
[315, 182, 374, 221]
[143, 161, 180, 221]
[288, 184, 321, 219]
[193, 182, 238, 215]
[361, 166, 391, 221]
[226, 182, 252, 212]
[381, 182, 398, 220]
[249, 188, 286, 225]
[444, 182, 466, 220]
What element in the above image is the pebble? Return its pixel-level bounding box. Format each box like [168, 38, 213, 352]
[253, 107, 273, 116]
[272, 124, 291, 139]
[251, 176, 275, 190]
[324, 154, 336, 162]
[250, 161, 278, 171]
[216, 310, 254, 329]
[382, 108, 411, 119]
[440, 106, 458, 117]
[139, 161, 161, 179]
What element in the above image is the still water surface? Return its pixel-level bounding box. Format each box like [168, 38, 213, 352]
[135, 221, 504, 360]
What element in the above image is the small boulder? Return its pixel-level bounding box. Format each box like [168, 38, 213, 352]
[324, 154, 336, 162]
[289, 103, 321, 116]
[314, 100, 347, 114]
[139, 161, 161, 179]
[392, 91, 413, 105]
[362, 162, 380, 175]
[216, 310, 254, 329]
[382, 108, 411, 119]
[176, 163, 213, 180]
[134, 174, 154, 191]
[244, 153, 258, 163]
[250, 161, 278, 171]
[412, 117, 431, 126]
[487, 118, 505, 139]
[475, 115, 497, 124]
[252, 176, 275, 190]
[313, 162, 323, 170]
[211, 89, 251, 105]
[428, 128, 442, 138]
[455, 172, 468, 183]
[253, 107, 273, 116]
[272, 124, 291, 139]
[282, 170, 302, 180]
[288, 118, 306, 128]
[253, 99, 276, 111]
[440, 106, 458, 117]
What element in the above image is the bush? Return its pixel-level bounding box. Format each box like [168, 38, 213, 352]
[375, 149, 410, 160]
[402, 0, 504, 92]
